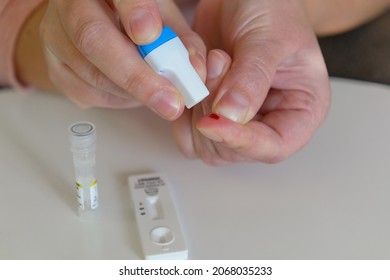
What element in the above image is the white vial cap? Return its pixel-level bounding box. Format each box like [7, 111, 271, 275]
[68, 122, 96, 152]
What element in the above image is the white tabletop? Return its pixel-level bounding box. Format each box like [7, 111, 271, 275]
[1, 78, 389, 260]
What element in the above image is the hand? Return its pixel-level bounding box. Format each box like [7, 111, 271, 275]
[40, 0, 206, 120]
[173, 0, 331, 165]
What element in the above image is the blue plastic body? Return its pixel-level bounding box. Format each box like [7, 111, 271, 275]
[138, 26, 177, 58]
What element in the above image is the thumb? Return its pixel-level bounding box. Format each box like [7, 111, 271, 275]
[113, 0, 163, 45]
[212, 38, 280, 124]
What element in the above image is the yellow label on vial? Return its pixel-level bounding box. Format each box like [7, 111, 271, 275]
[75, 181, 84, 210]
[75, 179, 98, 210]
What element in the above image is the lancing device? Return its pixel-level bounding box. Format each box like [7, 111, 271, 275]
[138, 26, 209, 108]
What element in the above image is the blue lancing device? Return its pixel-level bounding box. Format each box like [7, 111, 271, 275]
[138, 26, 209, 108]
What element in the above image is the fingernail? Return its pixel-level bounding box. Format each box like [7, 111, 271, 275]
[150, 90, 182, 120]
[207, 51, 225, 79]
[129, 9, 160, 44]
[214, 91, 250, 123]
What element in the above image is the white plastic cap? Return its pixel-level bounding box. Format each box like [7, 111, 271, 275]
[138, 27, 209, 108]
[68, 122, 96, 153]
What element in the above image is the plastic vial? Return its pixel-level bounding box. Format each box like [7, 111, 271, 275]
[69, 122, 99, 217]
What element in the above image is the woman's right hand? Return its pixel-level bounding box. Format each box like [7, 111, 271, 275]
[40, 0, 206, 120]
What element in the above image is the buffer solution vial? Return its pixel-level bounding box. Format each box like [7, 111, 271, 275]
[69, 122, 99, 217]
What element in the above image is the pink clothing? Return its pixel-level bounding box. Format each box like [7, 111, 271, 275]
[0, 0, 44, 89]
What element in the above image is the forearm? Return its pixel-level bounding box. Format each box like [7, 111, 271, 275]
[15, 1, 55, 92]
[303, 0, 390, 36]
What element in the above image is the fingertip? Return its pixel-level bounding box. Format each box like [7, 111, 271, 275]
[188, 47, 207, 82]
[196, 113, 226, 143]
[181, 32, 207, 82]
[196, 113, 256, 154]
[128, 8, 162, 44]
[212, 90, 251, 124]
[113, 0, 163, 45]
[206, 49, 231, 80]
[149, 88, 184, 121]
[209, 44, 277, 125]
[202, 49, 231, 113]
[206, 50, 255, 125]
[172, 110, 198, 159]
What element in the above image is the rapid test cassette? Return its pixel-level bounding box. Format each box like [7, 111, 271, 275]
[128, 173, 188, 260]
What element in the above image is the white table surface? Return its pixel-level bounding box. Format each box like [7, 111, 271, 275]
[1, 78, 389, 260]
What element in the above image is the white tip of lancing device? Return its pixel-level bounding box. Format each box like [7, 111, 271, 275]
[128, 173, 188, 260]
[138, 26, 209, 108]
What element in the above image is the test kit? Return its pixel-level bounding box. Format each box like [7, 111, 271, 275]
[138, 26, 209, 108]
[128, 173, 188, 260]
[68, 122, 99, 217]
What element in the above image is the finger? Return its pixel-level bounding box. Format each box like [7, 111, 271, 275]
[172, 109, 197, 159]
[197, 96, 317, 163]
[172, 50, 231, 163]
[196, 113, 280, 163]
[44, 47, 140, 108]
[114, 0, 208, 96]
[211, 35, 281, 124]
[203, 49, 232, 113]
[156, 0, 207, 81]
[57, 0, 183, 120]
[41, 9, 141, 102]
[191, 105, 232, 166]
[112, 0, 162, 44]
[187, 49, 236, 166]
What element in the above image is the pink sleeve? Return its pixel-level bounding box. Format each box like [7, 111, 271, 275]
[0, 0, 45, 90]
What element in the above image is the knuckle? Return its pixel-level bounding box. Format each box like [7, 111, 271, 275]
[93, 91, 112, 106]
[73, 18, 106, 56]
[113, 0, 158, 14]
[46, 63, 65, 86]
[201, 156, 220, 167]
[198, 149, 224, 167]
[88, 66, 107, 89]
[68, 88, 98, 108]
[257, 144, 286, 164]
[202, 157, 228, 167]
[120, 69, 149, 100]
[180, 147, 198, 160]
[181, 31, 206, 50]
[47, 69, 58, 85]
[245, 57, 273, 87]
[130, 1, 158, 10]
